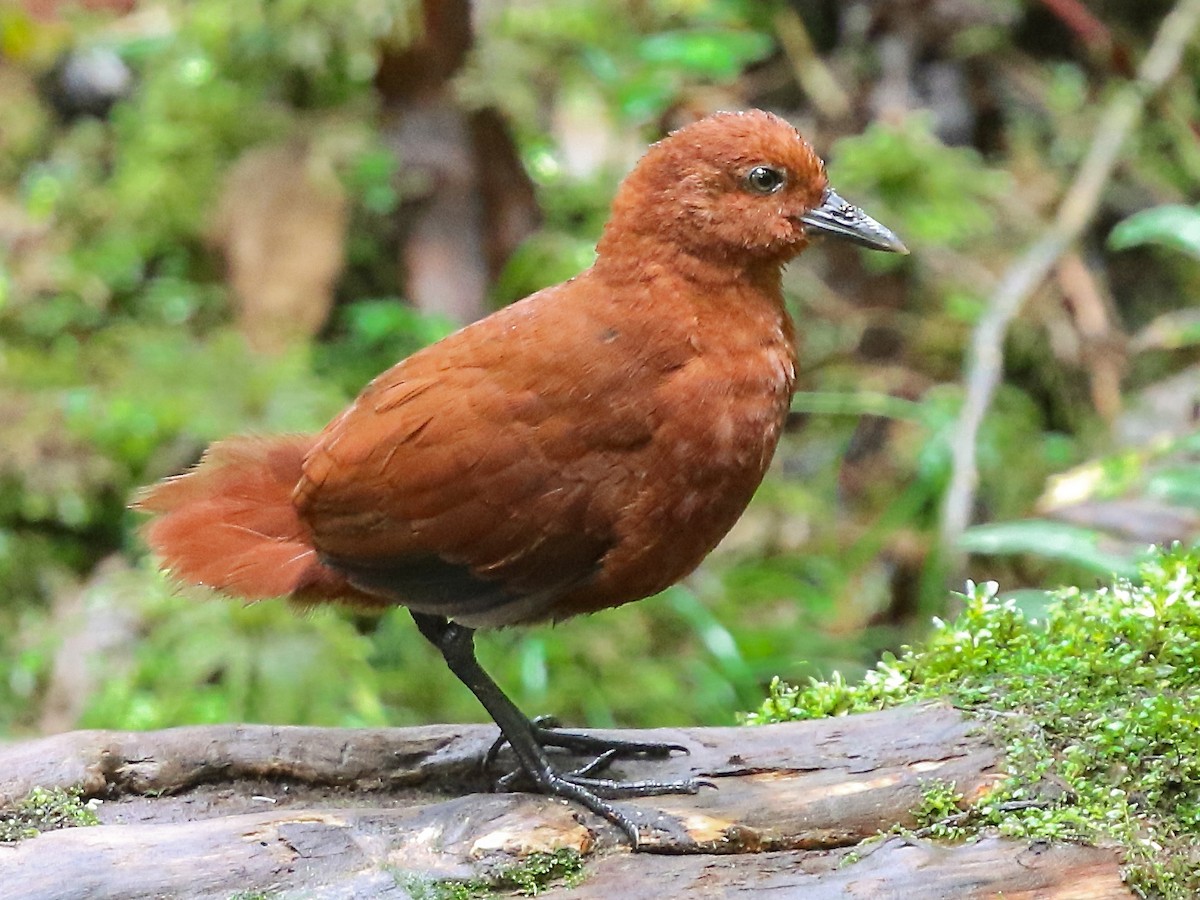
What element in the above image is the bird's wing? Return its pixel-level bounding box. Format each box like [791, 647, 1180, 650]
[294, 291, 660, 626]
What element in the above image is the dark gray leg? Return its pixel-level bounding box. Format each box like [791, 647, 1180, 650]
[411, 612, 706, 847]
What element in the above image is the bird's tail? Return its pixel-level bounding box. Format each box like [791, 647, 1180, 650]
[134, 435, 353, 603]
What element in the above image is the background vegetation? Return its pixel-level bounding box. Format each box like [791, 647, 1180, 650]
[1, 0, 1198, 739]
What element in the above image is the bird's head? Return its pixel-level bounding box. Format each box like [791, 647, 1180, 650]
[601, 110, 907, 266]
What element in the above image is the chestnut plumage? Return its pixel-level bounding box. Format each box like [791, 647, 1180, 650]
[135, 109, 906, 846]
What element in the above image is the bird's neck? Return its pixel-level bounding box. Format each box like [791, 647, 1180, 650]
[592, 232, 785, 294]
[586, 236, 794, 366]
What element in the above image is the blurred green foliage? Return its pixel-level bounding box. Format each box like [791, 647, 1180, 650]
[961, 198, 1200, 575]
[958, 519, 1143, 577]
[829, 117, 1013, 252]
[1, 0, 1199, 762]
[458, 0, 776, 127]
[0, 0, 416, 735]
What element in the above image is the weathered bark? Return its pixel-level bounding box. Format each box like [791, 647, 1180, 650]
[541, 836, 1128, 899]
[0, 703, 1131, 899]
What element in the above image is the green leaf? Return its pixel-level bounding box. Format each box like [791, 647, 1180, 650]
[1145, 466, 1200, 507]
[1108, 205, 1200, 260]
[1131, 310, 1200, 351]
[791, 391, 924, 421]
[1001, 588, 1058, 623]
[637, 29, 774, 81]
[959, 519, 1140, 578]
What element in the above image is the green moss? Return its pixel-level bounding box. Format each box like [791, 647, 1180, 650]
[494, 848, 585, 894]
[745, 544, 1200, 898]
[911, 779, 969, 840]
[0, 786, 100, 842]
[398, 848, 586, 899]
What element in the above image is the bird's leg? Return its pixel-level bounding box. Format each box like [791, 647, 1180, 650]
[411, 612, 706, 847]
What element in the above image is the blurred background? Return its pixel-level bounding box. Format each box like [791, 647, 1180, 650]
[1, 0, 1199, 738]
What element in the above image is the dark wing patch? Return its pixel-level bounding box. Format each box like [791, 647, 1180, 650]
[321, 550, 599, 627]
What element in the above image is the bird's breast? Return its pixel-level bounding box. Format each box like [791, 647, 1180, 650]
[660, 328, 795, 502]
[554, 312, 796, 619]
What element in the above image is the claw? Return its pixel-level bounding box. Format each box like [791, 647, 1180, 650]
[570, 749, 619, 778]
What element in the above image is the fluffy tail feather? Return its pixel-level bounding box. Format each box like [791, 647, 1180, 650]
[134, 435, 355, 603]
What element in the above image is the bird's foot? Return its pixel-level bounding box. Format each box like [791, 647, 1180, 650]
[495, 746, 711, 797]
[523, 767, 710, 849]
[484, 714, 689, 774]
[484, 717, 712, 845]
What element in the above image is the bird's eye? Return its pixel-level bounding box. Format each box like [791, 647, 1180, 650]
[744, 166, 785, 195]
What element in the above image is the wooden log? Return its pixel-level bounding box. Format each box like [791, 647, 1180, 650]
[541, 837, 1130, 899]
[0, 703, 1130, 899]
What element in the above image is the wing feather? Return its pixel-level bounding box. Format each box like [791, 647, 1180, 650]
[294, 292, 627, 624]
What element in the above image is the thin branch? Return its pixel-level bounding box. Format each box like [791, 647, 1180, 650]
[773, 8, 851, 120]
[938, 0, 1200, 575]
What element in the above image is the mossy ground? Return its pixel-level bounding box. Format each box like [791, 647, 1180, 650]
[398, 848, 586, 899]
[0, 786, 100, 843]
[745, 545, 1200, 898]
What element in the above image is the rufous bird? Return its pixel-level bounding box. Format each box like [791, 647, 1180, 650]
[135, 109, 907, 845]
